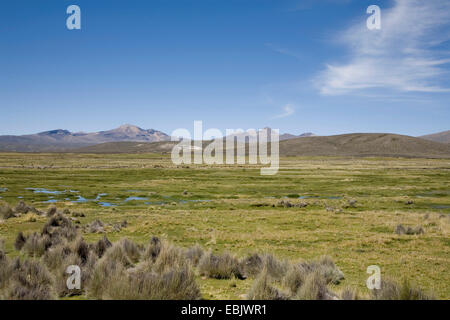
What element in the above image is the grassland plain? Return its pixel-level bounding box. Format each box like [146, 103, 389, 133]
[0, 153, 449, 299]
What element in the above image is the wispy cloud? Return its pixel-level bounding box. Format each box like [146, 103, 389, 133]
[273, 104, 295, 119]
[315, 0, 450, 95]
[265, 43, 302, 59]
[288, 0, 353, 12]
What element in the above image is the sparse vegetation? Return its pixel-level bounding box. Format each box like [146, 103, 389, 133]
[0, 154, 448, 299]
[371, 279, 433, 300]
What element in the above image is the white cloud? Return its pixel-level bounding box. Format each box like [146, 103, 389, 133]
[316, 0, 450, 95]
[273, 104, 295, 119]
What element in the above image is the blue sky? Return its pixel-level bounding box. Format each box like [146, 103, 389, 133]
[1, 0, 449, 136]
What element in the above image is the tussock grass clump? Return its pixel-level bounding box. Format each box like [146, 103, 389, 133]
[104, 266, 201, 300]
[406, 226, 425, 235]
[87, 220, 105, 233]
[283, 264, 307, 294]
[53, 250, 98, 298]
[118, 238, 141, 263]
[3, 259, 55, 300]
[247, 269, 287, 300]
[0, 240, 12, 293]
[0, 202, 15, 220]
[371, 279, 433, 300]
[22, 233, 51, 257]
[143, 236, 161, 262]
[395, 224, 406, 235]
[102, 242, 134, 268]
[262, 254, 289, 280]
[295, 270, 331, 300]
[246, 255, 342, 300]
[87, 256, 126, 299]
[152, 241, 188, 273]
[298, 256, 345, 285]
[17, 213, 77, 257]
[14, 201, 30, 214]
[46, 206, 57, 217]
[93, 235, 112, 258]
[14, 232, 26, 251]
[240, 253, 288, 279]
[88, 237, 200, 300]
[340, 287, 359, 300]
[198, 250, 244, 279]
[42, 213, 77, 244]
[43, 242, 72, 270]
[73, 237, 90, 264]
[240, 253, 264, 278]
[184, 244, 204, 266]
[395, 224, 425, 235]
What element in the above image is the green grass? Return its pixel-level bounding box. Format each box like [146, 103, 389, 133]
[0, 153, 449, 299]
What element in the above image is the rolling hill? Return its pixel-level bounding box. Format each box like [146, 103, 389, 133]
[419, 130, 450, 144]
[278, 133, 450, 158]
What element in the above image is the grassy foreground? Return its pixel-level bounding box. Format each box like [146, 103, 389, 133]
[0, 153, 449, 299]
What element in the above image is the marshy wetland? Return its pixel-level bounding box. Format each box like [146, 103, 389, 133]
[0, 153, 449, 299]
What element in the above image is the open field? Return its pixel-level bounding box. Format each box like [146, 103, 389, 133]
[0, 153, 449, 299]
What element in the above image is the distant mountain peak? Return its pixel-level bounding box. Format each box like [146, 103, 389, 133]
[298, 132, 315, 137]
[113, 124, 145, 134]
[38, 129, 71, 136]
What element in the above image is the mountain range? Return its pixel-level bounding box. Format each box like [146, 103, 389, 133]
[0, 124, 170, 152]
[0, 125, 314, 152]
[0, 125, 449, 158]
